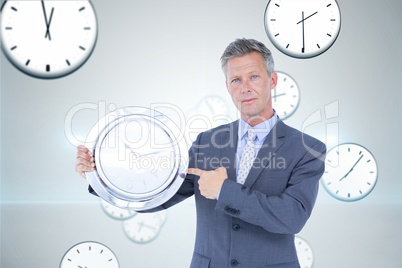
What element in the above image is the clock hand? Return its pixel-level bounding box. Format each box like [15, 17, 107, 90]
[41, 1, 54, 40]
[273, 92, 287, 98]
[302, 12, 305, 53]
[339, 154, 364, 181]
[296, 11, 318, 25]
[45, 7, 55, 41]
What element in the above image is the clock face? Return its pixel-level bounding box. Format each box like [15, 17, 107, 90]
[0, 0, 98, 79]
[295, 236, 314, 268]
[321, 143, 378, 202]
[264, 0, 341, 58]
[96, 117, 177, 196]
[272, 71, 300, 120]
[100, 198, 136, 220]
[85, 107, 188, 211]
[60, 241, 119, 268]
[123, 210, 168, 244]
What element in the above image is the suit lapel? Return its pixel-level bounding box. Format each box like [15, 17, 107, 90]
[244, 120, 286, 189]
[219, 121, 239, 182]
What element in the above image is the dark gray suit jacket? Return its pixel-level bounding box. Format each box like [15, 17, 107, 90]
[157, 119, 326, 267]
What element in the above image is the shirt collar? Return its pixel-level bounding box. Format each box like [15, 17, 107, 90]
[238, 110, 279, 142]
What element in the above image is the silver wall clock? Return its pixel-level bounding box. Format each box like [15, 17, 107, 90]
[60, 241, 119, 268]
[0, 0, 98, 79]
[85, 107, 188, 211]
[264, 0, 341, 58]
[321, 143, 378, 202]
[272, 71, 300, 120]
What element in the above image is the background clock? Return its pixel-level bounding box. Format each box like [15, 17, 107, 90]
[295, 236, 314, 268]
[272, 71, 300, 120]
[264, 0, 341, 58]
[321, 143, 378, 202]
[0, 0, 98, 79]
[123, 210, 168, 244]
[100, 198, 136, 220]
[60, 241, 119, 268]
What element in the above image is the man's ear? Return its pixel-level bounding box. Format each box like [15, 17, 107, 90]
[270, 71, 278, 89]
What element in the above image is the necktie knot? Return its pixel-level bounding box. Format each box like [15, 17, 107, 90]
[247, 128, 257, 143]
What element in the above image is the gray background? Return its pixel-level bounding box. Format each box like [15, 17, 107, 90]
[1, 0, 401, 267]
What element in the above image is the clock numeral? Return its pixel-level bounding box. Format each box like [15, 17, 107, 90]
[286, 44, 289, 49]
[84, 27, 91, 30]
[10, 45, 17, 51]
[11, 6, 17, 12]
[100, 249, 104, 254]
[76, 249, 80, 254]
[327, 3, 332, 7]
[79, 46, 86, 51]
[25, 59, 30, 66]
[275, 3, 280, 7]
[5, 27, 12, 30]
[79, 7, 86, 12]
[108, 258, 113, 262]
[327, 33, 332, 37]
[66, 59, 71, 66]
[331, 19, 336, 21]
[46, 65, 50, 72]
[275, 33, 280, 37]
[270, 19, 276, 21]
[317, 44, 321, 49]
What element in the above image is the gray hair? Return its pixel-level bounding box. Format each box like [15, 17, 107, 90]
[220, 38, 274, 75]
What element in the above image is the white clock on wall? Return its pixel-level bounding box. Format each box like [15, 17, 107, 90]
[321, 143, 378, 202]
[272, 71, 300, 120]
[0, 0, 98, 79]
[60, 241, 119, 268]
[264, 0, 341, 58]
[295, 236, 314, 268]
[123, 210, 168, 244]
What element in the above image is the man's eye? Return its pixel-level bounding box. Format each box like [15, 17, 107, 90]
[232, 78, 240, 83]
[251, 75, 259, 79]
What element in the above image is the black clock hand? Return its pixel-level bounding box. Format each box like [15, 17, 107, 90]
[46, 7, 55, 40]
[302, 12, 305, 53]
[296, 11, 318, 25]
[41, 1, 54, 40]
[339, 154, 364, 181]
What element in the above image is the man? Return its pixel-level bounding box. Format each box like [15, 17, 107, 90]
[76, 38, 326, 267]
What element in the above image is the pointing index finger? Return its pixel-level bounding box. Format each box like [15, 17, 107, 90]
[187, 168, 203, 176]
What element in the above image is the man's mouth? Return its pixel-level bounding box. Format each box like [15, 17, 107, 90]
[242, 98, 256, 103]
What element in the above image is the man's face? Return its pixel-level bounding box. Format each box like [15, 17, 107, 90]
[225, 51, 277, 126]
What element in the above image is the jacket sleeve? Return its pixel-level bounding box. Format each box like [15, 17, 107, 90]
[215, 140, 326, 234]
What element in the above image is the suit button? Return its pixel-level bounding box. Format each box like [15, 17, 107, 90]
[230, 259, 238, 266]
[241, 186, 246, 191]
[233, 224, 240, 231]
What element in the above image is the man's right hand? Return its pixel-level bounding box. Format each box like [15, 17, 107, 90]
[75, 145, 96, 179]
